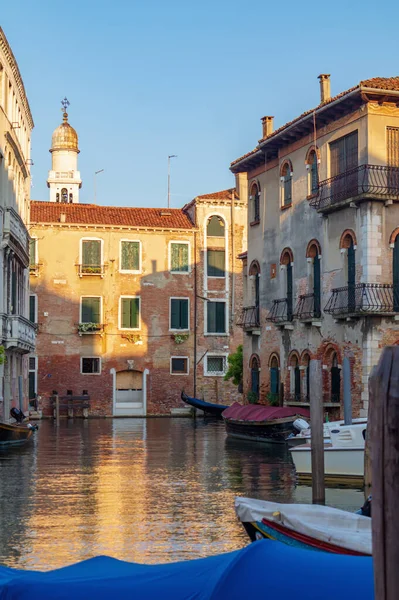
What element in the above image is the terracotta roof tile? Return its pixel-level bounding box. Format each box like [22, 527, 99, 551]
[231, 77, 399, 168]
[195, 188, 239, 200]
[30, 201, 195, 229]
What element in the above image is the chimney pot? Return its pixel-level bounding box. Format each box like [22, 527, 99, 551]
[318, 74, 331, 104]
[261, 116, 274, 138]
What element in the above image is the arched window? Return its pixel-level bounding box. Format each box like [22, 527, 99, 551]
[61, 188, 68, 203]
[250, 183, 260, 223]
[340, 231, 356, 312]
[281, 162, 292, 207]
[306, 240, 321, 318]
[290, 354, 301, 401]
[250, 355, 260, 401]
[207, 215, 225, 237]
[206, 216, 226, 278]
[280, 248, 294, 321]
[69, 193, 73, 203]
[307, 150, 319, 196]
[392, 232, 399, 312]
[331, 353, 341, 403]
[269, 355, 280, 402]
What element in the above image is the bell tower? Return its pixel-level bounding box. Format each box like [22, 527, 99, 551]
[47, 98, 82, 203]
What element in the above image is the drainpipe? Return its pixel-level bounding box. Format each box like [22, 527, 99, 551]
[193, 230, 197, 398]
[230, 189, 235, 331]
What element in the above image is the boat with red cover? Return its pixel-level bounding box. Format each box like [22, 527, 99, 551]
[222, 403, 310, 444]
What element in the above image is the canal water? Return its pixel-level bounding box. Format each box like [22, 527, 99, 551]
[0, 418, 364, 570]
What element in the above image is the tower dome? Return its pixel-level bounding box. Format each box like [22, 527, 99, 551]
[50, 111, 79, 153]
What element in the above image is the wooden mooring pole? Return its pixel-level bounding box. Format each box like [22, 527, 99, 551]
[54, 394, 60, 427]
[369, 346, 399, 600]
[309, 359, 325, 505]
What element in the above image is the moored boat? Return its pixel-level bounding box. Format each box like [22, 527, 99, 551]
[181, 391, 228, 417]
[222, 403, 310, 444]
[235, 496, 372, 555]
[286, 417, 367, 446]
[290, 422, 366, 482]
[0, 422, 33, 448]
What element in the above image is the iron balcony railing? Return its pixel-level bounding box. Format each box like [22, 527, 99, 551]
[294, 293, 321, 320]
[310, 164, 399, 211]
[237, 306, 260, 329]
[324, 283, 399, 316]
[266, 298, 293, 324]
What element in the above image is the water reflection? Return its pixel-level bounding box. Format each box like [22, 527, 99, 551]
[0, 419, 363, 570]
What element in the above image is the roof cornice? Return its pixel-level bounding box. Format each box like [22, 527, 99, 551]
[0, 27, 34, 129]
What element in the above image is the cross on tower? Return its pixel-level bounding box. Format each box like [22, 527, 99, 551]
[61, 97, 70, 113]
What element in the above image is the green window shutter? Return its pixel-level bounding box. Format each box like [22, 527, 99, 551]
[121, 241, 140, 271]
[29, 295, 36, 323]
[215, 302, 225, 333]
[83, 240, 101, 266]
[171, 299, 179, 329]
[207, 250, 225, 277]
[180, 299, 188, 329]
[82, 297, 100, 323]
[171, 243, 189, 272]
[29, 239, 36, 266]
[207, 302, 216, 332]
[121, 298, 139, 328]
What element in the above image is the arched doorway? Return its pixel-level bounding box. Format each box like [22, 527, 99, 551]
[290, 354, 301, 401]
[114, 369, 145, 416]
[331, 354, 341, 403]
[250, 356, 260, 402]
[269, 355, 280, 402]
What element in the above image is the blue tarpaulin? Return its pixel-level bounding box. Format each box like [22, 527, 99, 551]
[0, 540, 374, 599]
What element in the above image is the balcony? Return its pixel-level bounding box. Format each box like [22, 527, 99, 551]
[77, 323, 104, 336]
[1, 314, 36, 353]
[294, 293, 321, 321]
[78, 264, 106, 277]
[3, 208, 30, 265]
[266, 298, 293, 325]
[311, 164, 399, 212]
[324, 283, 397, 318]
[237, 306, 260, 330]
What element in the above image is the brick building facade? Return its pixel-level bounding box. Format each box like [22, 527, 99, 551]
[232, 75, 399, 419]
[29, 111, 246, 416]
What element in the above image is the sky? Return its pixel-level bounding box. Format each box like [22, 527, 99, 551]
[2, 0, 399, 209]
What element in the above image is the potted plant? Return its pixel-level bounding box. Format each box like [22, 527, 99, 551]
[173, 333, 189, 344]
[78, 322, 101, 335]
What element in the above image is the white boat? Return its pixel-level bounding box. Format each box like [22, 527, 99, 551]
[235, 496, 372, 555]
[290, 422, 367, 481]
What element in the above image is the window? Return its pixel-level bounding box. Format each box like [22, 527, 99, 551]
[170, 242, 189, 273]
[81, 357, 101, 374]
[61, 188, 68, 203]
[250, 184, 260, 222]
[281, 162, 292, 206]
[207, 301, 226, 334]
[250, 356, 260, 401]
[28, 356, 37, 401]
[331, 353, 341, 403]
[269, 355, 280, 401]
[207, 215, 225, 237]
[306, 241, 321, 318]
[330, 131, 358, 176]
[29, 294, 37, 323]
[81, 239, 102, 274]
[81, 297, 101, 324]
[120, 241, 140, 272]
[207, 250, 225, 277]
[205, 355, 227, 376]
[120, 297, 140, 329]
[281, 248, 294, 321]
[308, 151, 319, 195]
[290, 355, 301, 401]
[171, 357, 189, 375]
[170, 298, 189, 330]
[29, 238, 37, 268]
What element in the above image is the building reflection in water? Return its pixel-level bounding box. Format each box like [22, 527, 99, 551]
[0, 418, 364, 570]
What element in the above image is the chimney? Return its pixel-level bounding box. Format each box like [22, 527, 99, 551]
[318, 74, 331, 104]
[261, 116, 274, 138]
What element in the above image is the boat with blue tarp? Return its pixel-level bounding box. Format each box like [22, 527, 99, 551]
[181, 391, 228, 417]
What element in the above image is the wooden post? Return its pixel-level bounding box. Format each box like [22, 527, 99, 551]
[364, 366, 376, 501]
[54, 394, 60, 426]
[343, 356, 352, 425]
[279, 382, 284, 407]
[369, 346, 399, 600]
[67, 402, 74, 419]
[309, 359, 325, 505]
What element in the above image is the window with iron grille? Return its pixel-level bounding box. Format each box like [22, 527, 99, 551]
[171, 357, 189, 374]
[81, 297, 101, 324]
[170, 298, 189, 330]
[81, 357, 101, 374]
[170, 242, 189, 273]
[205, 355, 226, 376]
[120, 241, 140, 272]
[207, 301, 226, 334]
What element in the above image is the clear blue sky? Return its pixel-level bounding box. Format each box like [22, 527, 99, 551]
[2, 0, 399, 208]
